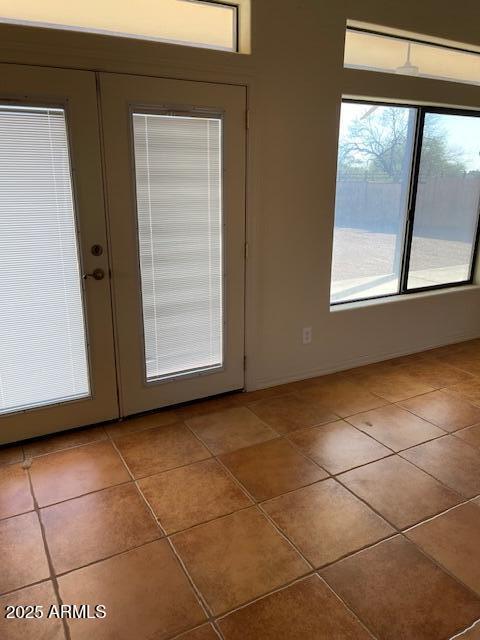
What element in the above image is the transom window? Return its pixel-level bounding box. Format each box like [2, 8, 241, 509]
[0, 0, 240, 52]
[331, 101, 480, 304]
[344, 27, 480, 87]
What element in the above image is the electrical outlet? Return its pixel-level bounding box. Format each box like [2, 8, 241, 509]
[302, 326, 312, 345]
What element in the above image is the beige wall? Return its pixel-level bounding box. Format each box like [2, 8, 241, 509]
[1, 0, 479, 391]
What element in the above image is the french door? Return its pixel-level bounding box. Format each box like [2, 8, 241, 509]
[100, 74, 246, 416]
[0, 64, 246, 442]
[0, 64, 118, 443]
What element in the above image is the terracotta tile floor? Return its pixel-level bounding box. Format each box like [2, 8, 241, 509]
[1, 340, 480, 639]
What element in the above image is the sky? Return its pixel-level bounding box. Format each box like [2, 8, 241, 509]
[339, 102, 480, 171]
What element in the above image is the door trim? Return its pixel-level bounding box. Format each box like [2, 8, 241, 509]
[99, 72, 247, 415]
[0, 64, 119, 444]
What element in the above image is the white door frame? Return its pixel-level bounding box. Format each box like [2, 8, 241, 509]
[99, 73, 247, 416]
[0, 63, 118, 444]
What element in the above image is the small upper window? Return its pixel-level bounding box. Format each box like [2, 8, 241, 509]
[344, 27, 480, 86]
[0, 0, 239, 52]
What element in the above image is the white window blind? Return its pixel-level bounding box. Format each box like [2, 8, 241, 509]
[0, 105, 90, 414]
[132, 112, 223, 382]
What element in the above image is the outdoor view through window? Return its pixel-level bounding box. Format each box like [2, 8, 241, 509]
[331, 102, 480, 303]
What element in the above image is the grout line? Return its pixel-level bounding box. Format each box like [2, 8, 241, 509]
[402, 498, 474, 533]
[315, 573, 380, 640]
[214, 459, 317, 570]
[166, 536, 213, 618]
[20, 430, 110, 461]
[284, 428, 395, 473]
[51, 538, 162, 580]
[0, 576, 52, 599]
[211, 621, 226, 640]
[406, 540, 480, 604]
[321, 473, 480, 602]
[107, 421, 216, 632]
[1, 478, 135, 517]
[105, 426, 166, 539]
[449, 618, 480, 640]
[24, 466, 72, 640]
[396, 437, 480, 496]
[182, 417, 320, 572]
[213, 571, 381, 639]
[213, 574, 317, 621]
[210, 571, 318, 620]
[169, 622, 225, 640]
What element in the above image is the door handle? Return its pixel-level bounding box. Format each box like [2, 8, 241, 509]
[83, 268, 105, 281]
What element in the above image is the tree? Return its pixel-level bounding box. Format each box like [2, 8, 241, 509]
[338, 107, 467, 181]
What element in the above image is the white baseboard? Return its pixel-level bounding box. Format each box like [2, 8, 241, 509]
[247, 331, 480, 391]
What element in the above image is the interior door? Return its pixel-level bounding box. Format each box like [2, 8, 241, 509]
[100, 74, 246, 415]
[0, 64, 118, 443]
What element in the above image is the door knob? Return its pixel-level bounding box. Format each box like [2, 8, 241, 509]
[83, 268, 105, 281]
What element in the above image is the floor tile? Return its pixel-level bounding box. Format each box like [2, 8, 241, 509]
[397, 360, 474, 389]
[401, 436, 480, 498]
[0, 581, 64, 640]
[248, 393, 338, 434]
[298, 379, 386, 418]
[29, 441, 130, 507]
[406, 502, 480, 596]
[289, 420, 391, 474]
[347, 404, 445, 451]
[446, 379, 480, 405]
[399, 390, 480, 432]
[218, 574, 373, 640]
[138, 458, 252, 534]
[455, 424, 480, 449]
[186, 407, 277, 455]
[105, 409, 179, 438]
[262, 479, 393, 568]
[455, 622, 480, 639]
[0, 463, 34, 520]
[41, 483, 160, 574]
[435, 352, 480, 377]
[23, 426, 107, 458]
[0, 445, 23, 467]
[0, 512, 49, 594]
[219, 438, 327, 501]
[172, 507, 308, 615]
[339, 456, 462, 529]
[114, 423, 210, 478]
[176, 624, 219, 640]
[58, 540, 205, 640]
[321, 536, 480, 640]
[348, 369, 435, 402]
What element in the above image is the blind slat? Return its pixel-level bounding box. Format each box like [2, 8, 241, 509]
[132, 113, 223, 381]
[0, 106, 90, 414]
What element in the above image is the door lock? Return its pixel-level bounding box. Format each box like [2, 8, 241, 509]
[83, 268, 105, 281]
[91, 244, 103, 256]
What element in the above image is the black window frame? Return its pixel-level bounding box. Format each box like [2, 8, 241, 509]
[331, 98, 480, 306]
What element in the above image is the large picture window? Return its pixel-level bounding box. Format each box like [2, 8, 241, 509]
[331, 101, 480, 304]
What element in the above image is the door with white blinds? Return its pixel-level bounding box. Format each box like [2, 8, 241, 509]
[100, 74, 246, 414]
[0, 64, 118, 443]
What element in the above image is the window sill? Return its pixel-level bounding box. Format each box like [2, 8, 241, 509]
[330, 283, 480, 312]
